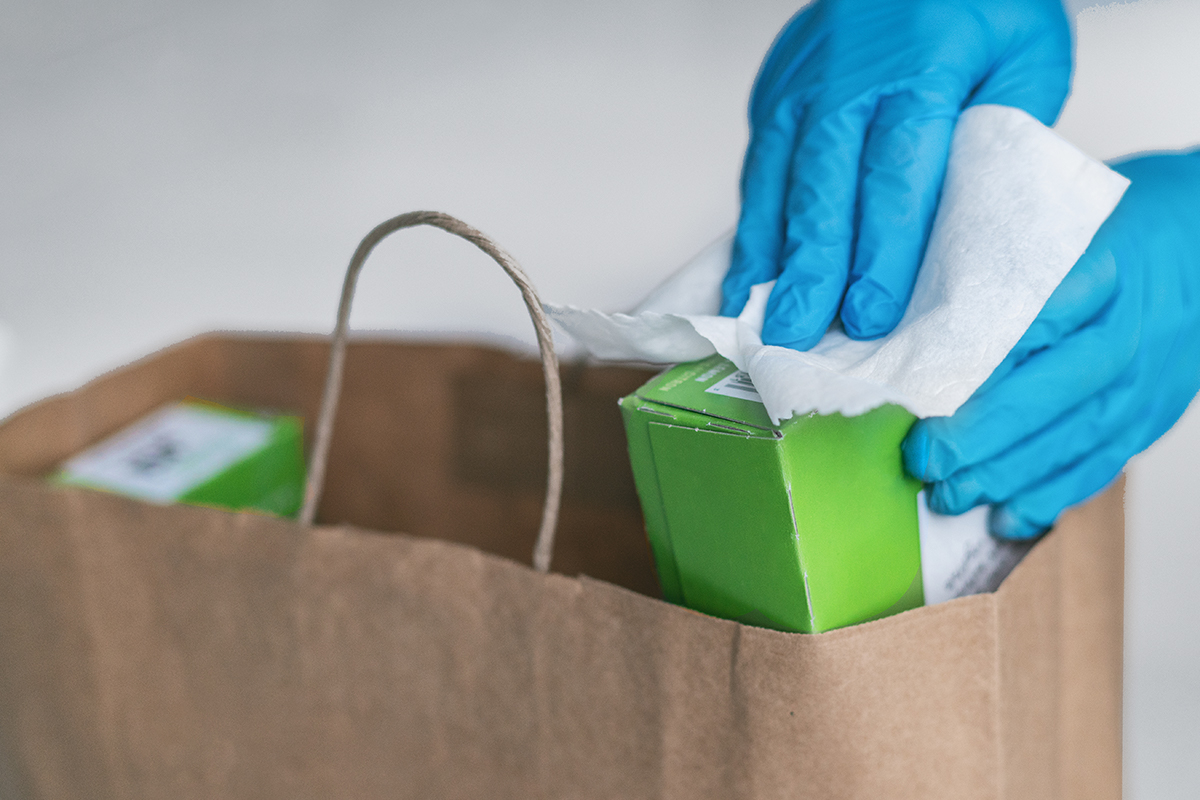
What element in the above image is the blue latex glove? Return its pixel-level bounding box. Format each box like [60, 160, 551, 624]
[905, 151, 1200, 539]
[721, 0, 1072, 349]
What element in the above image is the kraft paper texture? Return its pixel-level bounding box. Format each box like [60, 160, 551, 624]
[0, 336, 1123, 799]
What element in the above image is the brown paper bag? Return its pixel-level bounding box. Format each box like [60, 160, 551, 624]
[0, 214, 1123, 799]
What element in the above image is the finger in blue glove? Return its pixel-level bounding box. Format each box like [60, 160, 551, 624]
[905, 151, 1200, 539]
[722, 0, 1073, 350]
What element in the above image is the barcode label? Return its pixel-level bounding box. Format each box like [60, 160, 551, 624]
[705, 370, 763, 404]
[57, 403, 273, 503]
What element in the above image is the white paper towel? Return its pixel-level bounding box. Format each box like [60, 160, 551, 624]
[546, 105, 1130, 424]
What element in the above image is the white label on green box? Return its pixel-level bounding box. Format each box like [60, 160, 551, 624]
[704, 371, 763, 404]
[58, 403, 273, 503]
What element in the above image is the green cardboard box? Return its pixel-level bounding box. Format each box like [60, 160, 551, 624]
[53, 400, 306, 518]
[619, 354, 923, 633]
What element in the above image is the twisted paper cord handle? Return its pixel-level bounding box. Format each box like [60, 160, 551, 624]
[300, 211, 564, 573]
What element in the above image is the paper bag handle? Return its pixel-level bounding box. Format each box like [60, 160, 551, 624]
[300, 211, 564, 573]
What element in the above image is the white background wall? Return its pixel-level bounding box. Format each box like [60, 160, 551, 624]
[1, 1, 1197, 795]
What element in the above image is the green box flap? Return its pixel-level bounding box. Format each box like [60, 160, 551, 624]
[634, 354, 775, 430]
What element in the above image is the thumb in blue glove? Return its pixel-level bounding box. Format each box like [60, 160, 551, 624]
[904, 150, 1200, 539]
[722, 0, 1072, 350]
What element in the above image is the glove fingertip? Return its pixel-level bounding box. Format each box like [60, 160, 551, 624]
[841, 281, 904, 340]
[722, 231, 772, 317]
[925, 484, 956, 516]
[987, 504, 1050, 541]
[927, 474, 989, 517]
[760, 314, 824, 351]
[757, 276, 834, 350]
[719, 294, 746, 318]
[906, 423, 961, 483]
[901, 426, 930, 482]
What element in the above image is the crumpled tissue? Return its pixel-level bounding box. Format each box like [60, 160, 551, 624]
[546, 105, 1130, 424]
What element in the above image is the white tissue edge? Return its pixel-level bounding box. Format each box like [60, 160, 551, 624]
[545, 105, 1129, 423]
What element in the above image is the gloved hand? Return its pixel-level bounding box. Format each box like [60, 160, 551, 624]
[721, 0, 1072, 350]
[904, 151, 1200, 539]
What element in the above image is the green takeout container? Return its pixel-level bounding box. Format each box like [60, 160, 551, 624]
[53, 400, 306, 518]
[619, 354, 923, 633]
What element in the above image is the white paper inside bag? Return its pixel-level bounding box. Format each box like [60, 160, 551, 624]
[546, 104, 1130, 423]
[917, 492, 1034, 605]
